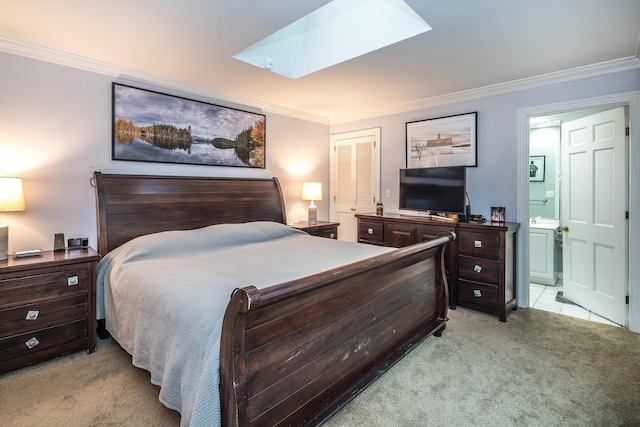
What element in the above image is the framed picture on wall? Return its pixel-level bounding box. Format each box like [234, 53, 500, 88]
[112, 83, 266, 168]
[406, 112, 477, 168]
[529, 155, 545, 182]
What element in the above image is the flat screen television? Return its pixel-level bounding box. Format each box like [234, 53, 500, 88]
[399, 166, 467, 214]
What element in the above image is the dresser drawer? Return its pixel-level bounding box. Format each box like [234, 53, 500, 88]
[0, 294, 88, 338]
[458, 279, 499, 308]
[358, 220, 384, 245]
[0, 267, 89, 308]
[0, 319, 88, 373]
[458, 255, 500, 283]
[458, 231, 501, 258]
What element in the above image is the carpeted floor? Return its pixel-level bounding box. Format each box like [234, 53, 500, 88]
[1, 307, 638, 427]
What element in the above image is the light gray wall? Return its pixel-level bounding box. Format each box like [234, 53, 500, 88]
[529, 126, 559, 219]
[0, 52, 329, 253]
[330, 68, 640, 223]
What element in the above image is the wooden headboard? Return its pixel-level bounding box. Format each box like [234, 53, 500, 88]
[93, 172, 287, 256]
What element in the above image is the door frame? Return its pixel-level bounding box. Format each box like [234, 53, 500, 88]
[329, 127, 381, 241]
[516, 91, 640, 333]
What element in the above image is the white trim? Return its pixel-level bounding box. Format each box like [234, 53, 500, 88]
[333, 57, 640, 124]
[0, 36, 330, 125]
[517, 91, 640, 333]
[1, 35, 639, 126]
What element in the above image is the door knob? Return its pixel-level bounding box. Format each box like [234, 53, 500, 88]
[560, 226, 569, 232]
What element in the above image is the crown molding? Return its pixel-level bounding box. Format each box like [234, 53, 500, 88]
[0, 36, 330, 125]
[331, 56, 640, 124]
[1, 36, 638, 127]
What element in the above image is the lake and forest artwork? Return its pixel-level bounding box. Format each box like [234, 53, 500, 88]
[112, 83, 266, 168]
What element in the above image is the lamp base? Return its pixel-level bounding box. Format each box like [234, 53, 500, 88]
[308, 206, 317, 225]
[0, 224, 8, 261]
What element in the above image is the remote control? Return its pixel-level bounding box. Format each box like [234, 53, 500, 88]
[14, 249, 43, 258]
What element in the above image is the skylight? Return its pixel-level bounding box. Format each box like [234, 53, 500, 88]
[233, 0, 431, 79]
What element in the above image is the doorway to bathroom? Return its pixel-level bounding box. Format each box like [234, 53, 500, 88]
[528, 107, 628, 326]
[517, 91, 640, 332]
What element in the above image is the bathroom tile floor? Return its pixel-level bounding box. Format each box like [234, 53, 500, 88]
[529, 281, 621, 327]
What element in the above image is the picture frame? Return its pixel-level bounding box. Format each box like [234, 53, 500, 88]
[112, 83, 266, 168]
[406, 112, 477, 169]
[491, 206, 505, 223]
[529, 155, 545, 182]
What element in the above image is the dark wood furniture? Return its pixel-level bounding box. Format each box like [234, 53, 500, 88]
[456, 221, 519, 322]
[93, 172, 454, 427]
[290, 220, 339, 239]
[356, 213, 520, 322]
[0, 248, 100, 373]
[357, 213, 458, 308]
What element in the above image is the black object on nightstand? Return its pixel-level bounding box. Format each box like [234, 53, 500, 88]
[291, 221, 340, 239]
[0, 248, 101, 373]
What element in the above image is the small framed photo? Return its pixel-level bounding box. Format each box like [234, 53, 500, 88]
[491, 206, 505, 223]
[529, 155, 545, 182]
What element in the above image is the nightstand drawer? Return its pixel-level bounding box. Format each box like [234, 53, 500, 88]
[0, 319, 88, 373]
[458, 255, 500, 283]
[458, 279, 499, 308]
[0, 294, 88, 338]
[358, 220, 384, 245]
[458, 231, 501, 258]
[0, 267, 89, 308]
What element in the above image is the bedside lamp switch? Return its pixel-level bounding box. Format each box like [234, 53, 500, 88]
[67, 276, 79, 286]
[26, 310, 39, 320]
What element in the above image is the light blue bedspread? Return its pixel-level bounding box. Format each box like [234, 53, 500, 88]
[96, 221, 392, 426]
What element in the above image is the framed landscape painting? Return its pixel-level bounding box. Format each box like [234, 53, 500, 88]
[406, 112, 477, 168]
[112, 83, 266, 168]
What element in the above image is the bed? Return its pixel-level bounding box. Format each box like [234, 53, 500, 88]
[93, 171, 455, 427]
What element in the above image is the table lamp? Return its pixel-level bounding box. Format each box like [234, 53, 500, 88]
[301, 182, 322, 225]
[0, 177, 26, 260]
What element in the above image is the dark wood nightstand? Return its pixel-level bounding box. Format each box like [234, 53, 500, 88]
[0, 248, 100, 373]
[291, 221, 340, 239]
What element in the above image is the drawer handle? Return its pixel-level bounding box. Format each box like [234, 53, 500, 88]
[26, 310, 39, 320]
[474, 264, 483, 273]
[67, 276, 79, 286]
[25, 337, 40, 349]
[473, 289, 482, 298]
[368, 228, 374, 235]
[474, 240, 482, 248]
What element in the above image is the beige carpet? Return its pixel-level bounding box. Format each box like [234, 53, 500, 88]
[1, 307, 638, 427]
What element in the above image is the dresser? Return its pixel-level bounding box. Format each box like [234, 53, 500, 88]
[356, 213, 519, 321]
[456, 221, 519, 322]
[0, 248, 100, 373]
[356, 213, 458, 308]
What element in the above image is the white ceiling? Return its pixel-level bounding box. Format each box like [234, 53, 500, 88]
[1, 0, 639, 123]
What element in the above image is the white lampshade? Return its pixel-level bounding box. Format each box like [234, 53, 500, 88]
[0, 177, 26, 261]
[0, 177, 26, 212]
[301, 182, 322, 201]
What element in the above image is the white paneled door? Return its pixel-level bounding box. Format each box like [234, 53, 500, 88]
[561, 107, 628, 325]
[330, 128, 380, 242]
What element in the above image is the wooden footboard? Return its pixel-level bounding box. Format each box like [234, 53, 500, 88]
[220, 233, 455, 427]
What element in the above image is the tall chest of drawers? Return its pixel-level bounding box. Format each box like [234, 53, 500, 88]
[0, 249, 100, 373]
[456, 222, 519, 322]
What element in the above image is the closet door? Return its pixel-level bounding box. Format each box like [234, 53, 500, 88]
[330, 128, 380, 242]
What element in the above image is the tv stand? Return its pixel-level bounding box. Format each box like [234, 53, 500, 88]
[356, 212, 520, 322]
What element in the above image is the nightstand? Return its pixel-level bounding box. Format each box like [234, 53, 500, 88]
[291, 221, 340, 239]
[0, 248, 100, 373]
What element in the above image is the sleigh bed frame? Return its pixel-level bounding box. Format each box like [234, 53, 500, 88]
[93, 171, 454, 427]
